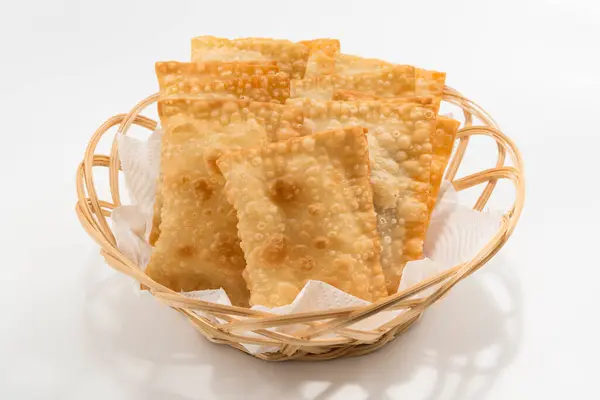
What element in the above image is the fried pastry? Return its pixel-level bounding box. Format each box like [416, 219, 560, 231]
[331, 53, 393, 75]
[332, 89, 382, 101]
[287, 97, 438, 293]
[291, 65, 416, 101]
[155, 61, 290, 104]
[192, 36, 310, 79]
[217, 127, 387, 307]
[429, 117, 460, 211]
[146, 98, 305, 306]
[292, 58, 445, 110]
[320, 53, 447, 93]
[333, 88, 460, 212]
[150, 61, 292, 246]
[299, 38, 340, 76]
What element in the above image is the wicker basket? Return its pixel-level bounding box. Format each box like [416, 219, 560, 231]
[75, 87, 525, 361]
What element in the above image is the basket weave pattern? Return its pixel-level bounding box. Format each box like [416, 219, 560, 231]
[75, 87, 525, 361]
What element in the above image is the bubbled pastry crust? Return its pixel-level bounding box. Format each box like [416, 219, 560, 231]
[155, 62, 290, 105]
[217, 126, 388, 307]
[299, 38, 341, 76]
[145, 99, 307, 306]
[192, 36, 310, 79]
[331, 89, 459, 214]
[150, 61, 291, 246]
[332, 53, 394, 75]
[332, 89, 383, 101]
[428, 117, 460, 212]
[287, 97, 438, 294]
[291, 65, 417, 101]
[157, 60, 279, 81]
[326, 53, 446, 98]
[293, 58, 446, 112]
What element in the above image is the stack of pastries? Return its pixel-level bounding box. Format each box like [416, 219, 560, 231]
[144, 36, 460, 308]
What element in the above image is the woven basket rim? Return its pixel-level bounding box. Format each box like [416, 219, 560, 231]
[75, 86, 525, 361]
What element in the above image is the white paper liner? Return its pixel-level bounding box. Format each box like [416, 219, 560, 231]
[113, 130, 503, 354]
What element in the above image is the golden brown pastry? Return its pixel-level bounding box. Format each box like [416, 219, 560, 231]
[144, 36, 457, 304]
[299, 38, 340, 76]
[291, 65, 416, 101]
[330, 53, 393, 75]
[155, 61, 290, 104]
[150, 61, 292, 246]
[287, 97, 438, 293]
[429, 117, 460, 211]
[218, 126, 388, 307]
[292, 56, 446, 111]
[333, 88, 460, 212]
[146, 98, 305, 306]
[191, 36, 310, 79]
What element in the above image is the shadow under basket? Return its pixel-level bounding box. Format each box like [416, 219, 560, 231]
[75, 87, 525, 361]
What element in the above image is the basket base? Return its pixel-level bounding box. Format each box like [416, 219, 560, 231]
[229, 312, 423, 362]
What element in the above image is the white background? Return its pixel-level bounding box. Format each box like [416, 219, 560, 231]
[0, 0, 598, 399]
